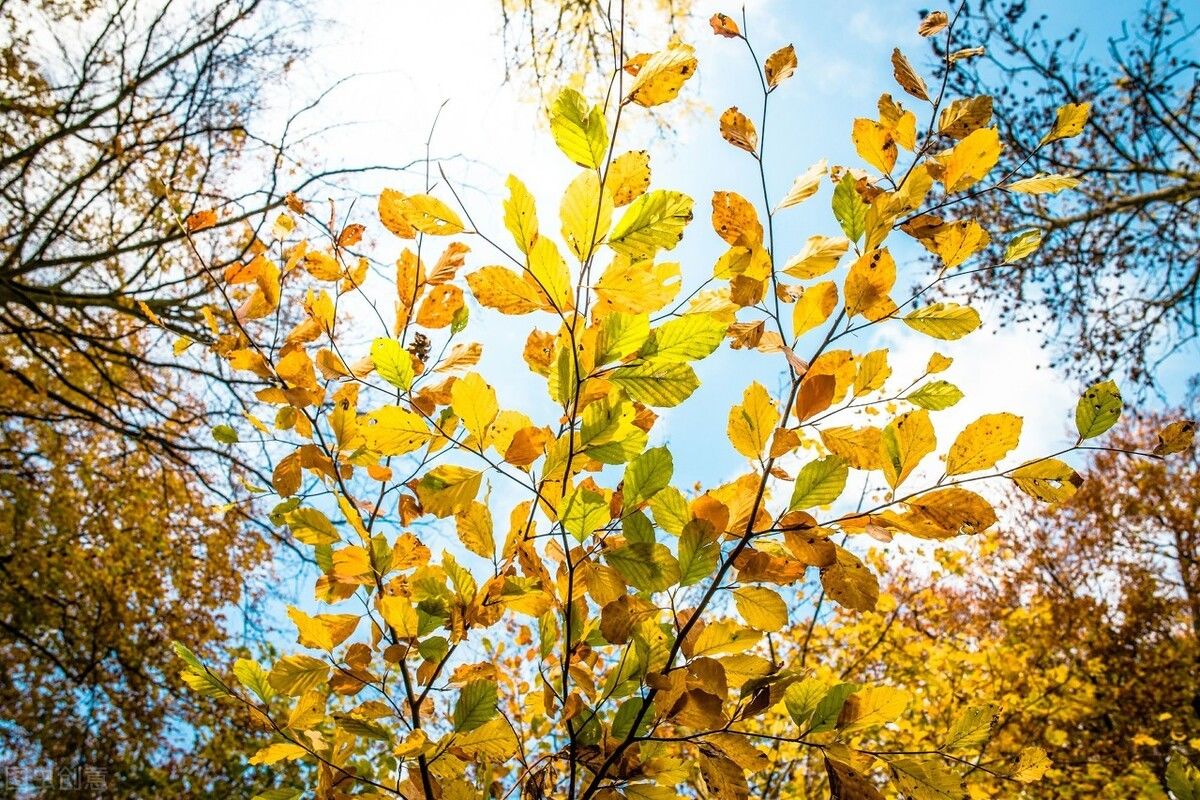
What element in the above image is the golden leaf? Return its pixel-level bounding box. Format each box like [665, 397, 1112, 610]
[764, 44, 797, 89]
[945, 412, 1023, 476]
[891, 48, 930, 101]
[720, 106, 758, 154]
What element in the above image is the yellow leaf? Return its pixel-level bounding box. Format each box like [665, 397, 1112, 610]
[287, 606, 359, 651]
[526, 237, 574, 312]
[727, 382, 779, 459]
[379, 595, 420, 638]
[1040, 102, 1091, 145]
[945, 412, 1023, 476]
[925, 219, 991, 268]
[249, 742, 308, 765]
[927, 352, 953, 373]
[691, 620, 761, 658]
[904, 302, 980, 340]
[918, 10, 949, 36]
[891, 487, 998, 537]
[732, 586, 788, 632]
[720, 106, 758, 154]
[878, 94, 918, 150]
[268, 654, 329, 696]
[821, 547, 879, 611]
[456, 501, 495, 558]
[1154, 419, 1196, 456]
[1006, 173, 1083, 194]
[776, 159, 827, 211]
[880, 409, 936, 489]
[415, 284, 464, 329]
[891, 48, 929, 101]
[712, 191, 763, 247]
[821, 426, 884, 471]
[844, 248, 897, 320]
[396, 194, 464, 236]
[451, 372, 498, 446]
[710, 12, 740, 37]
[764, 44, 797, 89]
[379, 189, 416, 238]
[1011, 458, 1082, 503]
[363, 405, 433, 456]
[938, 95, 993, 139]
[929, 127, 1001, 193]
[593, 258, 681, 316]
[627, 41, 697, 107]
[852, 118, 897, 174]
[1013, 746, 1051, 783]
[415, 465, 483, 518]
[502, 175, 538, 254]
[466, 266, 543, 314]
[853, 349, 890, 396]
[608, 150, 652, 206]
[560, 170, 613, 262]
[792, 281, 838, 338]
[837, 685, 910, 730]
[783, 235, 848, 279]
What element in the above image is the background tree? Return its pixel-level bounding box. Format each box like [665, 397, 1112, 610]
[498, 0, 692, 102]
[758, 414, 1200, 798]
[0, 328, 292, 795]
[928, 0, 1200, 389]
[0, 0, 413, 469]
[0, 0, 375, 789]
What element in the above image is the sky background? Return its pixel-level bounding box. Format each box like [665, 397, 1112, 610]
[246, 0, 1190, 616]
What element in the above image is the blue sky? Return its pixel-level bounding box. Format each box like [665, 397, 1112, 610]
[247, 0, 1190, 618]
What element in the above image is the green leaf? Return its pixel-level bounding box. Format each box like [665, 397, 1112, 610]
[1167, 755, 1200, 800]
[790, 456, 848, 510]
[903, 303, 981, 340]
[607, 190, 694, 259]
[605, 542, 680, 592]
[549, 87, 608, 169]
[596, 312, 650, 365]
[623, 446, 673, 508]
[212, 424, 239, 444]
[610, 361, 699, 407]
[808, 683, 857, 733]
[234, 658, 275, 704]
[640, 314, 728, 363]
[831, 174, 867, 243]
[783, 677, 828, 729]
[677, 522, 719, 586]
[1003, 228, 1042, 263]
[1075, 379, 1122, 441]
[453, 679, 498, 732]
[906, 380, 963, 410]
[371, 338, 414, 390]
[559, 487, 609, 543]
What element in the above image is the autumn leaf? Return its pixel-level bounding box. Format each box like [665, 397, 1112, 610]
[1040, 101, 1091, 145]
[626, 41, 698, 107]
[720, 107, 758, 154]
[764, 44, 797, 89]
[891, 48, 930, 101]
[549, 87, 608, 169]
[945, 412, 1023, 476]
